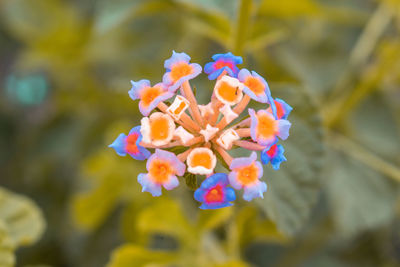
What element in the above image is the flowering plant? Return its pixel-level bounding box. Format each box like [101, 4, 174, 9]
[110, 51, 292, 209]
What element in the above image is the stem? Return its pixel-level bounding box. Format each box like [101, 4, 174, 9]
[139, 140, 182, 148]
[214, 145, 233, 166]
[232, 117, 251, 129]
[233, 95, 251, 115]
[328, 132, 400, 182]
[181, 81, 204, 127]
[157, 102, 199, 132]
[235, 128, 250, 137]
[177, 148, 193, 162]
[234, 140, 265, 151]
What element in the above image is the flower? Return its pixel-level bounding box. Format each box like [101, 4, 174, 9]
[129, 80, 173, 116]
[109, 126, 150, 160]
[111, 51, 292, 209]
[140, 112, 176, 146]
[238, 69, 272, 103]
[204, 52, 243, 80]
[267, 98, 292, 120]
[194, 173, 236, 209]
[228, 152, 266, 201]
[214, 76, 244, 106]
[187, 147, 217, 175]
[261, 144, 286, 170]
[138, 149, 185, 196]
[249, 108, 291, 147]
[163, 51, 202, 93]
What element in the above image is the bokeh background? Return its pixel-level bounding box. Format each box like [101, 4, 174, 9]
[1, 0, 400, 266]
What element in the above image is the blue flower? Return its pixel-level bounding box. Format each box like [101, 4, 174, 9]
[204, 52, 242, 80]
[194, 173, 236, 209]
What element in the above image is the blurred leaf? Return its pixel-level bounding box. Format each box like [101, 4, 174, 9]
[197, 207, 233, 231]
[106, 244, 177, 267]
[135, 198, 193, 242]
[256, 85, 325, 235]
[0, 187, 45, 247]
[325, 143, 398, 236]
[258, 0, 321, 18]
[214, 260, 249, 267]
[0, 222, 15, 267]
[0, 187, 45, 267]
[71, 150, 143, 231]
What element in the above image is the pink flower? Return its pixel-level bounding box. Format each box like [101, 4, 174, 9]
[138, 149, 185, 196]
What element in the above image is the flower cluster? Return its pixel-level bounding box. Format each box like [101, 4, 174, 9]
[109, 51, 292, 209]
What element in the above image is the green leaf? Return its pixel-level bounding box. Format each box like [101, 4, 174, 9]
[0, 187, 45, 267]
[0, 187, 45, 247]
[184, 173, 198, 190]
[0, 222, 15, 267]
[255, 85, 325, 235]
[324, 148, 398, 236]
[106, 244, 177, 267]
[197, 207, 233, 231]
[135, 198, 193, 241]
[71, 149, 144, 231]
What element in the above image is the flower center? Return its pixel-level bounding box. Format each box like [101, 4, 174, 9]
[191, 152, 212, 169]
[205, 185, 224, 203]
[267, 144, 278, 157]
[125, 133, 139, 154]
[142, 87, 162, 106]
[216, 81, 240, 103]
[245, 76, 265, 95]
[149, 160, 172, 183]
[237, 163, 258, 185]
[170, 62, 193, 82]
[214, 60, 234, 71]
[257, 113, 277, 138]
[150, 117, 170, 141]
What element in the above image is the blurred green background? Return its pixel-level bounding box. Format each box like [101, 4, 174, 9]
[1, 0, 400, 266]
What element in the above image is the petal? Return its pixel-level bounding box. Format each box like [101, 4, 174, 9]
[128, 79, 150, 101]
[108, 133, 127, 156]
[187, 147, 217, 175]
[200, 124, 219, 143]
[138, 173, 162, 197]
[276, 119, 291, 140]
[228, 171, 242, 190]
[243, 181, 267, 201]
[164, 51, 191, 70]
[229, 151, 257, 170]
[163, 175, 179, 190]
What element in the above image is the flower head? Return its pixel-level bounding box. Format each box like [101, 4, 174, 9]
[138, 149, 186, 196]
[129, 80, 173, 116]
[204, 52, 243, 80]
[194, 173, 236, 209]
[238, 69, 272, 103]
[109, 126, 150, 160]
[249, 108, 291, 147]
[261, 144, 286, 170]
[228, 152, 266, 201]
[141, 112, 175, 146]
[110, 51, 292, 209]
[163, 51, 202, 92]
[267, 98, 292, 120]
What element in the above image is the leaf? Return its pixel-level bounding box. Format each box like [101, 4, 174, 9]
[0, 187, 45, 247]
[184, 173, 198, 190]
[324, 147, 398, 236]
[255, 85, 325, 235]
[0, 222, 15, 267]
[135, 198, 193, 241]
[71, 149, 144, 231]
[197, 207, 233, 231]
[214, 260, 249, 267]
[0, 187, 45, 267]
[106, 244, 177, 267]
[258, 0, 321, 18]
